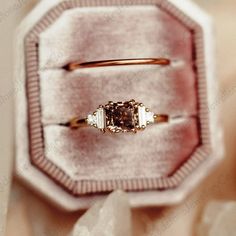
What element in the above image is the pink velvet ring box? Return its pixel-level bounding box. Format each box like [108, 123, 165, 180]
[15, 0, 224, 211]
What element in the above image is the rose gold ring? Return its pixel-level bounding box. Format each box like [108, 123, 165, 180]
[62, 100, 168, 134]
[64, 58, 170, 71]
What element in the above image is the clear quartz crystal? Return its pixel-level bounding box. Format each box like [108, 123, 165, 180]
[71, 191, 131, 236]
[197, 201, 236, 236]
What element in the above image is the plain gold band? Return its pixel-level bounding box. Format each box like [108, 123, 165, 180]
[153, 114, 169, 124]
[64, 58, 170, 71]
[65, 114, 168, 129]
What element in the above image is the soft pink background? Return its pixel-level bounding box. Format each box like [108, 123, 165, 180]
[1, 0, 236, 235]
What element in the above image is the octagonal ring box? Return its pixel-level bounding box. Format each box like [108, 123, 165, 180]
[15, 0, 224, 211]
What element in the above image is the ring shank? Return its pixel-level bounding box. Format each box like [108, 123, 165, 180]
[65, 58, 170, 71]
[69, 118, 88, 129]
[153, 114, 169, 123]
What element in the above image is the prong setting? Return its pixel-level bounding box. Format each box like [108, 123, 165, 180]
[87, 100, 158, 134]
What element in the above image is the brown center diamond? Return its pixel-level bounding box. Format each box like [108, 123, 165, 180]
[105, 101, 139, 133]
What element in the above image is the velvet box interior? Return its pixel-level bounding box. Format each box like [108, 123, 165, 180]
[16, 0, 222, 209]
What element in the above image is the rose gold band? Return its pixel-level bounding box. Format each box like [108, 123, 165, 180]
[153, 114, 169, 124]
[64, 58, 170, 71]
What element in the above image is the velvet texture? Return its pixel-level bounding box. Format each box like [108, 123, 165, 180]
[39, 6, 199, 183]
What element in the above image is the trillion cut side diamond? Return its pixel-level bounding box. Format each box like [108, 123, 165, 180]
[87, 114, 96, 125]
[87, 108, 105, 129]
[146, 111, 155, 124]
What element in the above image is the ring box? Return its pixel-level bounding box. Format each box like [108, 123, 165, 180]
[15, 0, 224, 211]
